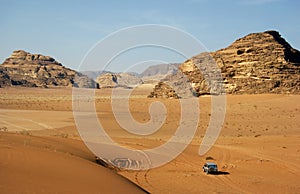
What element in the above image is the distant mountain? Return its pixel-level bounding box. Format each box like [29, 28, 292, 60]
[81, 70, 113, 80]
[0, 50, 97, 88]
[81, 63, 179, 80]
[149, 30, 300, 98]
[140, 63, 179, 80]
[96, 72, 143, 88]
[81, 63, 180, 88]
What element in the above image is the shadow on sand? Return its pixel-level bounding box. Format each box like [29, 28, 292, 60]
[206, 171, 230, 175]
[214, 171, 230, 175]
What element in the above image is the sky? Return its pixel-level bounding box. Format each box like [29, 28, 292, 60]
[0, 0, 299, 72]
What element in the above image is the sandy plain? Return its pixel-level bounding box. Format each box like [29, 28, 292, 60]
[0, 86, 299, 193]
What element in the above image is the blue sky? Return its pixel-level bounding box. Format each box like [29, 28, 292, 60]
[0, 0, 299, 72]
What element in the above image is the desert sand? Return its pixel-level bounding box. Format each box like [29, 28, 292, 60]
[0, 87, 299, 193]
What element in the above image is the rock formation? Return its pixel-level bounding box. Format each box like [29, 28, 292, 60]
[96, 73, 118, 88]
[0, 50, 97, 88]
[149, 30, 300, 98]
[140, 63, 179, 81]
[81, 70, 113, 80]
[96, 72, 143, 88]
[148, 82, 179, 99]
[117, 73, 143, 87]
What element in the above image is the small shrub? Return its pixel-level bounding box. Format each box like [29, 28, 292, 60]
[0, 127, 8, 132]
[20, 130, 31, 136]
[60, 133, 68, 138]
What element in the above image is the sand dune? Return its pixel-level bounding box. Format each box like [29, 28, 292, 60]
[0, 87, 299, 193]
[0, 132, 148, 194]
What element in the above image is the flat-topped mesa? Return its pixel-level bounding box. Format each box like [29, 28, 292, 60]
[0, 50, 97, 88]
[148, 30, 300, 98]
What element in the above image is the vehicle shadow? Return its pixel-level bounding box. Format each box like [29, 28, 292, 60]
[216, 171, 230, 175]
[214, 171, 230, 175]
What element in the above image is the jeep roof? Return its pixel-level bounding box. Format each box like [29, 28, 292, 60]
[205, 162, 217, 166]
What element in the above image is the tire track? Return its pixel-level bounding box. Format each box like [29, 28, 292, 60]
[252, 152, 299, 176]
[209, 145, 251, 193]
[0, 114, 53, 131]
[227, 145, 300, 176]
[134, 169, 153, 191]
[215, 176, 251, 194]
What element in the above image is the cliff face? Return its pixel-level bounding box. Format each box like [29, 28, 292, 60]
[0, 50, 97, 88]
[149, 30, 300, 98]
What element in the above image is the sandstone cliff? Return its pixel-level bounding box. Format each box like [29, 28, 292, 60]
[0, 50, 97, 88]
[149, 30, 300, 98]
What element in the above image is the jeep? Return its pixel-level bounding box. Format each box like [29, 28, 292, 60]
[203, 162, 218, 174]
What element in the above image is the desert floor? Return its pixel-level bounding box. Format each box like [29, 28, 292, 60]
[0, 87, 299, 193]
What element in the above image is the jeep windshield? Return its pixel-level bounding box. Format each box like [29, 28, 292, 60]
[208, 165, 217, 168]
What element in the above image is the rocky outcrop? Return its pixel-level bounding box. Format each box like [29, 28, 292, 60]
[179, 52, 224, 96]
[117, 73, 143, 87]
[149, 30, 300, 98]
[0, 68, 10, 88]
[96, 73, 118, 88]
[0, 50, 97, 88]
[96, 72, 143, 88]
[81, 70, 113, 80]
[211, 30, 300, 94]
[148, 82, 179, 99]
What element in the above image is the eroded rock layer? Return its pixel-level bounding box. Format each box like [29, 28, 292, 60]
[149, 30, 300, 98]
[0, 50, 97, 88]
